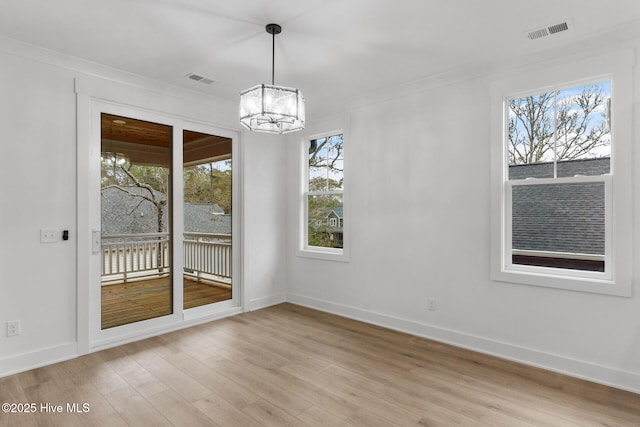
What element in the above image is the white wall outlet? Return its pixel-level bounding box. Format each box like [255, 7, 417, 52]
[427, 297, 437, 312]
[7, 320, 20, 337]
[40, 228, 59, 243]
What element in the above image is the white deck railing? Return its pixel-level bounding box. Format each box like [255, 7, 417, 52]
[183, 232, 232, 282]
[101, 232, 231, 284]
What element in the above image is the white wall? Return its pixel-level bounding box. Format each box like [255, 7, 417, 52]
[244, 132, 288, 310]
[0, 38, 288, 375]
[0, 46, 78, 368]
[286, 40, 640, 393]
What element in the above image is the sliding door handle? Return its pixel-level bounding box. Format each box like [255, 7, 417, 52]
[92, 229, 101, 254]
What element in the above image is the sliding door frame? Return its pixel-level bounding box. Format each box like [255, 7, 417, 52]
[76, 77, 244, 354]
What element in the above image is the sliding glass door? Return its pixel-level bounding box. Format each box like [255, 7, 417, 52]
[77, 80, 241, 352]
[90, 107, 239, 344]
[183, 130, 233, 309]
[100, 113, 173, 329]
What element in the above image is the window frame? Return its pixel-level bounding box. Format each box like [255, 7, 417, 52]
[490, 50, 633, 296]
[298, 130, 349, 262]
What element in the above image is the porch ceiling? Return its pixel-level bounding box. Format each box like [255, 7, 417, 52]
[101, 113, 231, 166]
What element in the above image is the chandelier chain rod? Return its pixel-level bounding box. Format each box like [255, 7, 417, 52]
[271, 30, 275, 85]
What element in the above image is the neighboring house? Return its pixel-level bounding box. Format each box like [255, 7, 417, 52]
[310, 205, 343, 248]
[183, 203, 231, 235]
[509, 157, 609, 271]
[101, 186, 231, 236]
[327, 206, 344, 247]
[327, 206, 343, 229]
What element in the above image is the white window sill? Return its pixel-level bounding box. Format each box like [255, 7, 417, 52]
[491, 268, 631, 297]
[297, 246, 350, 263]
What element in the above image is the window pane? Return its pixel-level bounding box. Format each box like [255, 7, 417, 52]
[508, 93, 555, 172]
[509, 161, 554, 180]
[555, 82, 610, 171]
[100, 113, 173, 329]
[512, 182, 605, 271]
[308, 194, 343, 249]
[309, 134, 343, 191]
[183, 129, 232, 309]
[508, 81, 611, 180]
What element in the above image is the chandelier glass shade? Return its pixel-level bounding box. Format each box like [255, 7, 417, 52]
[240, 83, 305, 133]
[239, 24, 305, 134]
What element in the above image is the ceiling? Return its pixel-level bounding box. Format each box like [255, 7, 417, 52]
[101, 113, 231, 166]
[3, 1, 640, 117]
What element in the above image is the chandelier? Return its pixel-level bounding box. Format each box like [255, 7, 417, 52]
[239, 24, 305, 134]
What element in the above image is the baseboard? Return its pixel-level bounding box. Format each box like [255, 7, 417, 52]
[249, 293, 286, 311]
[0, 342, 78, 378]
[90, 306, 243, 353]
[286, 292, 640, 395]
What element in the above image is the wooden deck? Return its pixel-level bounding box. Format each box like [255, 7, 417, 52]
[101, 276, 231, 329]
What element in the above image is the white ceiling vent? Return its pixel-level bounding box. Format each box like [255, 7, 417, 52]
[525, 20, 572, 40]
[185, 73, 216, 84]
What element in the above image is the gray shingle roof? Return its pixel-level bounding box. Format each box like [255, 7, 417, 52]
[510, 158, 608, 255]
[329, 206, 343, 219]
[183, 203, 231, 234]
[509, 157, 610, 180]
[101, 187, 231, 235]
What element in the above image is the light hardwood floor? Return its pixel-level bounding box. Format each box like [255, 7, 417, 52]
[1, 303, 639, 426]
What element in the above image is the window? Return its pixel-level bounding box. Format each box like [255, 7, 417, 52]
[300, 132, 347, 261]
[508, 80, 611, 274]
[490, 50, 632, 296]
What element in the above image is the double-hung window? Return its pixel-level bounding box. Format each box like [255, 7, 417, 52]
[491, 50, 633, 296]
[300, 132, 347, 261]
[508, 80, 611, 275]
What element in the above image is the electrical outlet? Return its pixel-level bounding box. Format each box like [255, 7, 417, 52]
[40, 228, 59, 243]
[7, 320, 20, 337]
[427, 298, 437, 312]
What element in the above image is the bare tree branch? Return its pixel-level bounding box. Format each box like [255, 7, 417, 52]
[508, 84, 609, 166]
[101, 165, 167, 234]
[102, 184, 157, 205]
